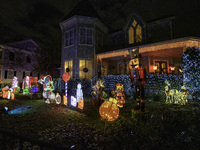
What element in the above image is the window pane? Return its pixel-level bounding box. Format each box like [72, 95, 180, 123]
[65, 39, 69, 46]
[129, 27, 134, 44]
[87, 37, 92, 44]
[79, 71, 85, 79]
[132, 20, 137, 27]
[136, 25, 142, 42]
[87, 29, 92, 36]
[64, 61, 69, 72]
[86, 71, 92, 79]
[80, 36, 85, 44]
[65, 32, 69, 38]
[70, 30, 73, 37]
[79, 60, 85, 70]
[8, 70, 14, 79]
[70, 37, 74, 45]
[80, 28, 86, 35]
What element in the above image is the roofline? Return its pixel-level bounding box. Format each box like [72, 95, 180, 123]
[97, 36, 200, 59]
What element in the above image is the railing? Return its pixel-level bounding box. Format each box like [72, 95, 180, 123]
[0, 128, 68, 150]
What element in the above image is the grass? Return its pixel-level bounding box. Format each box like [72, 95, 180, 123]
[0, 96, 200, 150]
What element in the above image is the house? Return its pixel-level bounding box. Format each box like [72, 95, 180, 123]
[0, 39, 39, 84]
[60, 0, 200, 79]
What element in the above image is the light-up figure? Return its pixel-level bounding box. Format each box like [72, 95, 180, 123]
[76, 83, 83, 102]
[55, 93, 61, 104]
[71, 96, 77, 107]
[12, 76, 18, 92]
[22, 76, 30, 95]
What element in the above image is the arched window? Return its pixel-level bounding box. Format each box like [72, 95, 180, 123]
[136, 25, 142, 42]
[128, 20, 142, 44]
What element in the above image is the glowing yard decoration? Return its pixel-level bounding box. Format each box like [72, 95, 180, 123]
[76, 83, 83, 102]
[22, 76, 30, 95]
[12, 76, 18, 92]
[55, 93, 61, 104]
[165, 80, 188, 105]
[78, 98, 84, 109]
[71, 96, 77, 107]
[2, 86, 15, 100]
[39, 75, 55, 103]
[62, 72, 70, 106]
[99, 97, 119, 121]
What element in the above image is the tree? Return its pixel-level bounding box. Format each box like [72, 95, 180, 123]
[181, 47, 200, 99]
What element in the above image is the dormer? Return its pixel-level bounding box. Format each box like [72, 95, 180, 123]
[124, 11, 145, 45]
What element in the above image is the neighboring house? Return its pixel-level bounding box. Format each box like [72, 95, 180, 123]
[0, 39, 39, 84]
[60, 0, 200, 79]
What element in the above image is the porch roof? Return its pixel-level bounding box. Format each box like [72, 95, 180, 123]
[97, 37, 200, 59]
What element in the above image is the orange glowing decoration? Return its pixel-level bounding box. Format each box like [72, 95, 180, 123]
[78, 98, 84, 109]
[11, 92, 15, 100]
[99, 98, 119, 121]
[170, 66, 175, 71]
[62, 72, 70, 82]
[63, 95, 68, 106]
[2, 86, 9, 99]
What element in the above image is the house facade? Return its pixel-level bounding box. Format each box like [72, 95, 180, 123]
[0, 39, 39, 84]
[60, 0, 200, 79]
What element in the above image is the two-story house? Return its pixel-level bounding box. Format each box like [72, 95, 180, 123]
[0, 39, 39, 84]
[60, 0, 200, 79]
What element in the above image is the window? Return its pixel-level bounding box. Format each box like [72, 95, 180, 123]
[4, 70, 7, 79]
[79, 28, 93, 45]
[25, 71, 30, 77]
[65, 29, 74, 47]
[155, 61, 167, 74]
[79, 60, 92, 79]
[64, 60, 73, 77]
[128, 20, 142, 44]
[7, 70, 14, 79]
[27, 56, 31, 63]
[0, 51, 2, 59]
[9, 52, 15, 61]
[97, 32, 103, 48]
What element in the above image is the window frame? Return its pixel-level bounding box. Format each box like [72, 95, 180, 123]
[79, 27, 93, 45]
[128, 20, 142, 44]
[79, 59, 92, 79]
[64, 28, 74, 47]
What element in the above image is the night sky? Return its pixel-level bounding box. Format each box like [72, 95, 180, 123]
[0, 0, 200, 64]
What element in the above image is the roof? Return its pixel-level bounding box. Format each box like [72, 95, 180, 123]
[63, 0, 101, 21]
[5, 39, 39, 51]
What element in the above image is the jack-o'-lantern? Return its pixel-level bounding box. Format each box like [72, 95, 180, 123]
[78, 98, 84, 109]
[99, 98, 119, 121]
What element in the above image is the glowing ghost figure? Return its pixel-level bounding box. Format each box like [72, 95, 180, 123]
[99, 97, 119, 121]
[76, 83, 83, 103]
[55, 93, 61, 104]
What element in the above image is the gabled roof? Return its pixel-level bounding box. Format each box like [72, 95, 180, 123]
[5, 39, 39, 50]
[63, 0, 101, 20]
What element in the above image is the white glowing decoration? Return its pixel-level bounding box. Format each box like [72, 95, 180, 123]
[55, 93, 61, 104]
[71, 96, 77, 107]
[76, 83, 83, 102]
[12, 76, 18, 89]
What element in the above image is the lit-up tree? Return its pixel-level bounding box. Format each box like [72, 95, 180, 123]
[181, 47, 200, 99]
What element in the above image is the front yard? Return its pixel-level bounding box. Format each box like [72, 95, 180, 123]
[0, 96, 200, 150]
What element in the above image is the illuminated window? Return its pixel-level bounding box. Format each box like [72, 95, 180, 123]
[155, 61, 167, 74]
[64, 60, 73, 77]
[79, 28, 93, 45]
[79, 59, 92, 79]
[65, 29, 74, 47]
[128, 20, 142, 44]
[136, 25, 142, 42]
[129, 27, 134, 44]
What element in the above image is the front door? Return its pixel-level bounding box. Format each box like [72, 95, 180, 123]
[155, 61, 167, 74]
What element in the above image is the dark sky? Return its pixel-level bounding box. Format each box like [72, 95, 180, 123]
[0, 0, 200, 62]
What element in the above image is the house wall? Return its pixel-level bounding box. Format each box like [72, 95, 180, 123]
[0, 46, 38, 84]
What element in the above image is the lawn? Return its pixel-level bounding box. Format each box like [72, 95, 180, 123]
[0, 95, 200, 150]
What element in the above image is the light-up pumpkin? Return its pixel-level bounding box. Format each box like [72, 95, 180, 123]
[63, 95, 68, 106]
[78, 98, 84, 109]
[99, 98, 119, 121]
